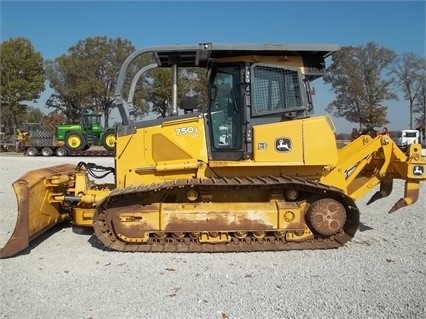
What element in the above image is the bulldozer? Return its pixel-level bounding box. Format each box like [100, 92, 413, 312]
[1, 43, 425, 258]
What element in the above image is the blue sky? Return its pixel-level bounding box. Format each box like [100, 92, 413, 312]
[1, 0, 425, 133]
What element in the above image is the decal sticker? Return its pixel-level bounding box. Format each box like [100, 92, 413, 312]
[257, 142, 267, 150]
[413, 165, 424, 176]
[175, 126, 198, 138]
[275, 137, 292, 152]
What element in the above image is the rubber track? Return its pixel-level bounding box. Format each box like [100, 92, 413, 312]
[93, 176, 359, 252]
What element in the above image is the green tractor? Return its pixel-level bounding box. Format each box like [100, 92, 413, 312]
[56, 113, 116, 151]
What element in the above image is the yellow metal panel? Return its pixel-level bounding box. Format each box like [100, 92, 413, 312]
[302, 116, 338, 165]
[115, 116, 208, 187]
[210, 56, 314, 77]
[114, 211, 160, 230]
[143, 117, 208, 165]
[112, 207, 160, 243]
[211, 55, 304, 69]
[253, 121, 303, 163]
[253, 116, 338, 165]
[72, 208, 95, 226]
[277, 201, 304, 229]
[152, 134, 192, 161]
[160, 202, 279, 231]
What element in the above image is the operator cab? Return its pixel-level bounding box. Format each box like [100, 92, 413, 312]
[207, 62, 314, 160]
[82, 113, 102, 131]
[114, 43, 337, 161]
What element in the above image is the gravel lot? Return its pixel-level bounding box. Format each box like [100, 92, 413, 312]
[0, 153, 425, 319]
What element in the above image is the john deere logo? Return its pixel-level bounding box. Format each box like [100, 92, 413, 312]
[275, 137, 292, 152]
[413, 165, 424, 176]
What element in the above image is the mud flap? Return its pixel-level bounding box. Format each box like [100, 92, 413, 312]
[0, 164, 76, 258]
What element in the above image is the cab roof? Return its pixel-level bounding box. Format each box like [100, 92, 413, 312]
[148, 43, 339, 68]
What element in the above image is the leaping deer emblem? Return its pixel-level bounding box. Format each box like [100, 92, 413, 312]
[413, 166, 424, 176]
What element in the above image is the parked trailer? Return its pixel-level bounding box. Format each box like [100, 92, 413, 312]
[25, 146, 114, 157]
[61, 149, 114, 157]
[24, 130, 114, 157]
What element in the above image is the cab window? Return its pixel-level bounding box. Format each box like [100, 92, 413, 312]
[209, 66, 242, 150]
[252, 65, 303, 116]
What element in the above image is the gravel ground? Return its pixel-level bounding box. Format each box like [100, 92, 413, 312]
[0, 153, 425, 319]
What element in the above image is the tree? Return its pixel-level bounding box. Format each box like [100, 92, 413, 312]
[190, 68, 208, 112]
[25, 106, 45, 123]
[324, 42, 397, 129]
[413, 84, 425, 139]
[45, 54, 91, 122]
[0, 38, 45, 134]
[144, 68, 189, 117]
[40, 112, 67, 133]
[143, 67, 208, 118]
[45, 36, 136, 127]
[116, 52, 156, 121]
[390, 53, 426, 129]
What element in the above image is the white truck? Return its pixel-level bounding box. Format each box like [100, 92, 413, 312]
[393, 129, 420, 152]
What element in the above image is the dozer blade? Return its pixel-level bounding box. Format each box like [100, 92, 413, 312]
[367, 178, 393, 205]
[388, 180, 419, 214]
[0, 164, 76, 258]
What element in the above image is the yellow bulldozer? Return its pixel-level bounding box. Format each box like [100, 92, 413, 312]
[1, 43, 425, 258]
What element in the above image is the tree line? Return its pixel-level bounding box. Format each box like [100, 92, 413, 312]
[1, 37, 425, 135]
[1, 36, 207, 134]
[324, 42, 425, 132]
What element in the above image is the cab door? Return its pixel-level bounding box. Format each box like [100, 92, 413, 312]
[207, 65, 245, 161]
